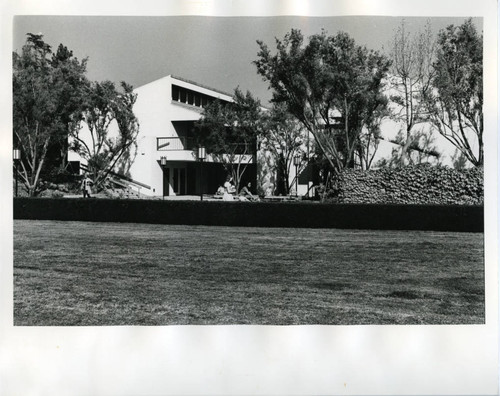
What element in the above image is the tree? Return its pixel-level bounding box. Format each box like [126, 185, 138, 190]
[70, 81, 139, 190]
[113, 82, 141, 177]
[260, 104, 310, 195]
[388, 19, 436, 166]
[13, 33, 87, 196]
[425, 19, 483, 167]
[254, 29, 391, 176]
[355, 92, 389, 170]
[376, 129, 441, 168]
[195, 88, 261, 192]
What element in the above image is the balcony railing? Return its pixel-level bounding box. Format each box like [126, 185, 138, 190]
[157, 137, 256, 155]
[157, 137, 195, 151]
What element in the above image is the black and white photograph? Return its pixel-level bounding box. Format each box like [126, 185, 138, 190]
[1, 0, 498, 395]
[11, 13, 487, 326]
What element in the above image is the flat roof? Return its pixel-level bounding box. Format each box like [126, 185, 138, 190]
[170, 75, 234, 98]
[136, 74, 269, 110]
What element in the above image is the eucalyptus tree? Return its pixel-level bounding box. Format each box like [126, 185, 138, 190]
[13, 33, 88, 196]
[425, 19, 483, 167]
[195, 88, 262, 192]
[261, 103, 310, 195]
[70, 81, 139, 190]
[254, 29, 391, 177]
[388, 19, 436, 165]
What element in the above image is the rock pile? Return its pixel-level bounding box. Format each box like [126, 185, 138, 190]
[335, 165, 483, 205]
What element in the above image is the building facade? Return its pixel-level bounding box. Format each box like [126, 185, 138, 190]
[70, 75, 258, 197]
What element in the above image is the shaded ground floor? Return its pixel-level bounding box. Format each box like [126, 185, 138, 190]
[159, 161, 257, 197]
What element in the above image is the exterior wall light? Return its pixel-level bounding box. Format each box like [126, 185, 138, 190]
[294, 154, 301, 197]
[13, 148, 21, 161]
[160, 156, 167, 199]
[198, 147, 206, 161]
[13, 148, 21, 197]
[198, 147, 206, 201]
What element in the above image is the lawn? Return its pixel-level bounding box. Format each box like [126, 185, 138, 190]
[13, 220, 484, 325]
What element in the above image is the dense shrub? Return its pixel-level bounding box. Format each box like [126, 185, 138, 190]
[14, 198, 483, 232]
[332, 165, 483, 205]
[38, 189, 64, 198]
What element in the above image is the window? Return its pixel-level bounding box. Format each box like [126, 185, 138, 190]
[172, 85, 180, 101]
[171, 84, 223, 109]
[179, 88, 186, 103]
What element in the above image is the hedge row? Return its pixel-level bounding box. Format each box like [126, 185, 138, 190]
[335, 165, 483, 205]
[14, 198, 483, 232]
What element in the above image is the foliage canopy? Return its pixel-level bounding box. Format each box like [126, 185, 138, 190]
[13, 33, 88, 196]
[425, 19, 483, 167]
[195, 88, 261, 191]
[254, 29, 391, 175]
[70, 81, 139, 190]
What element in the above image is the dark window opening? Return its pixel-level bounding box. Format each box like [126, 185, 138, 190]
[172, 85, 180, 101]
[173, 169, 179, 194]
[180, 168, 186, 195]
[171, 84, 227, 109]
[179, 88, 187, 103]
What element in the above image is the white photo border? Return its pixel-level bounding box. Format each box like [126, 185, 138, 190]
[0, 1, 497, 394]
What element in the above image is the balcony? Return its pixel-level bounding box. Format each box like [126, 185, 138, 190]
[157, 137, 255, 155]
[156, 136, 256, 163]
[157, 137, 195, 151]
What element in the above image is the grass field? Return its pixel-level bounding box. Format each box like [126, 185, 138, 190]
[13, 220, 484, 325]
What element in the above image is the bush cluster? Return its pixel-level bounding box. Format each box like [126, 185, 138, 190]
[333, 165, 483, 205]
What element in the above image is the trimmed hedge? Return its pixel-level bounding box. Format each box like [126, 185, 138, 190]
[335, 165, 483, 205]
[14, 198, 483, 232]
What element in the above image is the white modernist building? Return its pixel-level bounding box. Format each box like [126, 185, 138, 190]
[71, 75, 258, 197]
[129, 75, 250, 197]
[70, 73, 462, 199]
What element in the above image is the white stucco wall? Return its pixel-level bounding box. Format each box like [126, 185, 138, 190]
[127, 77, 171, 194]
[129, 75, 235, 196]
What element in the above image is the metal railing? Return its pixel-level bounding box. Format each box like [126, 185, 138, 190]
[157, 137, 256, 155]
[157, 137, 195, 151]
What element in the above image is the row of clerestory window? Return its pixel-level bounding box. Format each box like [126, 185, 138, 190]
[171, 84, 218, 108]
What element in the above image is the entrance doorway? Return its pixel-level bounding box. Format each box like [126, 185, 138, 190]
[162, 166, 187, 196]
[172, 167, 186, 195]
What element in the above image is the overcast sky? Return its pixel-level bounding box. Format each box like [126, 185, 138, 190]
[13, 15, 481, 104]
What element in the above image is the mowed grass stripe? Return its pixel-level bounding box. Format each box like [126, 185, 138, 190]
[14, 220, 484, 325]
